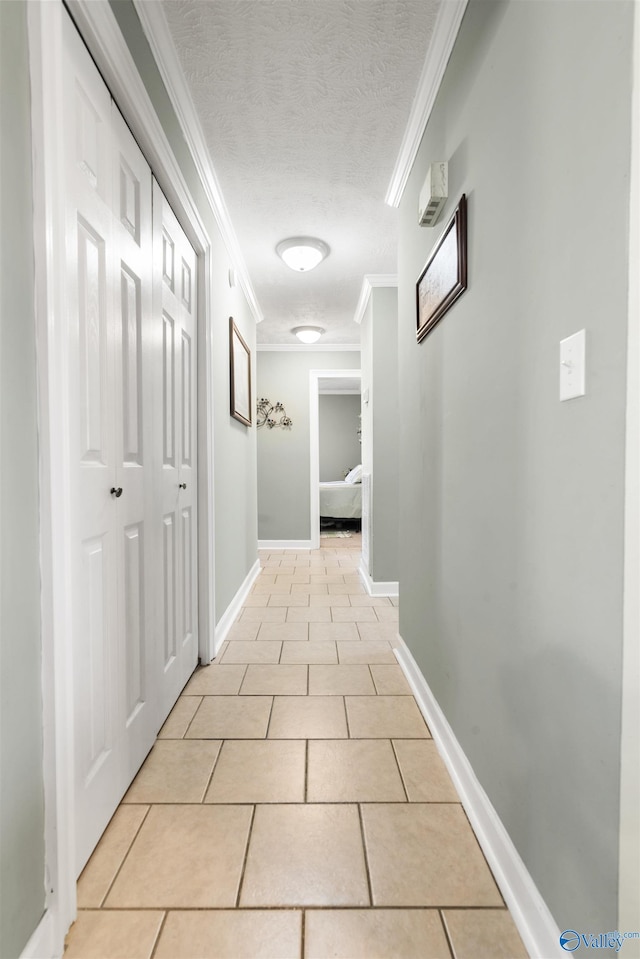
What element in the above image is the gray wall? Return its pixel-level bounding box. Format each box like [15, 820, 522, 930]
[257, 351, 360, 541]
[319, 394, 361, 482]
[0, 3, 46, 956]
[361, 287, 399, 583]
[397, 0, 633, 933]
[109, 1, 258, 619]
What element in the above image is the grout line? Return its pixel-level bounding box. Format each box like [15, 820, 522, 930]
[98, 803, 152, 907]
[235, 804, 256, 908]
[367, 664, 378, 695]
[201, 740, 225, 802]
[179, 696, 203, 739]
[264, 696, 276, 739]
[390, 739, 410, 803]
[112, 797, 462, 806]
[92, 903, 507, 913]
[148, 910, 168, 959]
[343, 696, 351, 739]
[301, 908, 306, 959]
[304, 739, 309, 803]
[357, 803, 374, 908]
[439, 908, 457, 959]
[458, 803, 507, 907]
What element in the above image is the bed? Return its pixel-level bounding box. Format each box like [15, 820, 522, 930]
[319, 480, 362, 519]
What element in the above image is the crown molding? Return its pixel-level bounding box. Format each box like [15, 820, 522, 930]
[257, 343, 361, 352]
[132, 0, 263, 323]
[353, 274, 399, 325]
[385, 0, 468, 208]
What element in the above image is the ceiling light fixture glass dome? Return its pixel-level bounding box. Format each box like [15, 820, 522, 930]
[276, 237, 330, 272]
[292, 326, 325, 344]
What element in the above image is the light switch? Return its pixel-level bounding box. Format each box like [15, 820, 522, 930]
[560, 330, 586, 401]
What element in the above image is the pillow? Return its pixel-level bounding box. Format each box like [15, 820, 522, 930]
[344, 464, 362, 484]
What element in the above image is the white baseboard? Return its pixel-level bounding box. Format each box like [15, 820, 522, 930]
[20, 909, 61, 959]
[394, 634, 563, 959]
[213, 559, 261, 656]
[358, 558, 399, 597]
[258, 540, 313, 550]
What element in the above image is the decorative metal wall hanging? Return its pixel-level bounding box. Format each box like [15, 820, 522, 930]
[257, 398, 293, 430]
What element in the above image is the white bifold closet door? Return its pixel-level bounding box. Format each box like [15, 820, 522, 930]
[64, 14, 198, 874]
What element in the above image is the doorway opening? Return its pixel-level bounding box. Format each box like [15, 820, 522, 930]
[309, 369, 362, 550]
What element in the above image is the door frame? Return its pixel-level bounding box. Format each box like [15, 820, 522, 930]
[27, 1, 216, 952]
[309, 370, 362, 550]
[620, 0, 640, 943]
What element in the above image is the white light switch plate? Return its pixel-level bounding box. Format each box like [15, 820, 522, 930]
[560, 329, 586, 401]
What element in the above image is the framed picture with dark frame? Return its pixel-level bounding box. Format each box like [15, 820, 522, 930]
[229, 317, 252, 426]
[416, 194, 467, 343]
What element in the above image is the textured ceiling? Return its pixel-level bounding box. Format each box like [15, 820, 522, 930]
[161, 0, 440, 344]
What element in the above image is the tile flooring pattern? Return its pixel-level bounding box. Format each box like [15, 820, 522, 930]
[66, 543, 528, 959]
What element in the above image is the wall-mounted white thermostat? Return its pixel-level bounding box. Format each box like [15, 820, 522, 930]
[560, 329, 586, 401]
[418, 162, 448, 227]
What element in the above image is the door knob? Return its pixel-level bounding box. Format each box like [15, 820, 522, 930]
[110, 487, 123, 498]
[179, 483, 187, 490]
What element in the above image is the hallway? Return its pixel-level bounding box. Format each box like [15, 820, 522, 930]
[64, 544, 528, 959]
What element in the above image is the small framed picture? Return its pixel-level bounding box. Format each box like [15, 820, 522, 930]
[416, 194, 467, 343]
[229, 317, 252, 426]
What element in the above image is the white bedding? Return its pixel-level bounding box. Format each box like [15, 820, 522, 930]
[319, 481, 362, 519]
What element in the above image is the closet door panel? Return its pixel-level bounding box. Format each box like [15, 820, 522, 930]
[64, 15, 121, 873]
[163, 511, 178, 668]
[179, 261, 197, 655]
[153, 181, 198, 722]
[112, 104, 156, 779]
[163, 311, 176, 467]
[77, 534, 113, 781]
[123, 521, 145, 722]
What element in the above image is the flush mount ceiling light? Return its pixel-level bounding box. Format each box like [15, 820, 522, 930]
[292, 326, 325, 344]
[276, 236, 330, 272]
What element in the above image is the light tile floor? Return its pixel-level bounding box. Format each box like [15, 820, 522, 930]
[66, 544, 529, 959]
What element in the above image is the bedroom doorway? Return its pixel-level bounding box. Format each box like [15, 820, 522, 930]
[309, 369, 362, 550]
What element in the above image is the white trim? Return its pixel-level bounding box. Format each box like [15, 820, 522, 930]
[132, 0, 262, 325]
[619, 1, 640, 945]
[353, 274, 399, 326]
[310, 371, 320, 551]
[358, 559, 399, 597]
[28, 0, 218, 948]
[197, 243, 217, 665]
[257, 343, 360, 352]
[385, 0, 468, 208]
[258, 540, 314, 551]
[318, 389, 361, 396]
[19, 910, 56, 959]
[213, 559, 261, 656]
[394, 634, 564, 959]
[28, 2, 79, 950]
[309, 369, 362, 551]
